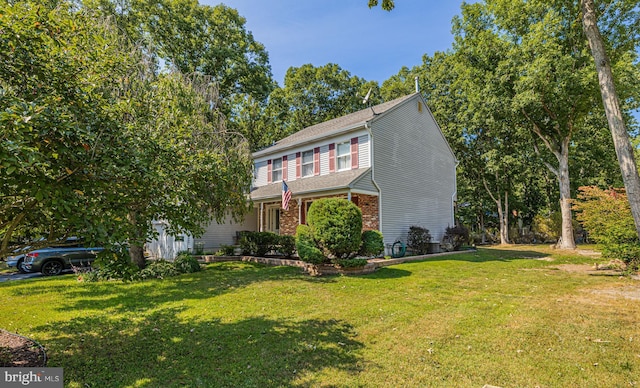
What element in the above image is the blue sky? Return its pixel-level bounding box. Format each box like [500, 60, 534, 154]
[209, 0, 468, 87]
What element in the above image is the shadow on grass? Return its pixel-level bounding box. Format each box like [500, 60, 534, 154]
[6, 262, 336, 314]
[36, 309, 363, 387]
[389, 248, 549, 265]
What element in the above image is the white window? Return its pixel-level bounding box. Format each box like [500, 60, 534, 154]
[336, 141, 351, 171]
[272, 158, 283, 182]
[301, 150, 314, 177]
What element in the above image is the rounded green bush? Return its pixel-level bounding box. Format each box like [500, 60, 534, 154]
[360, 230, 384, 257]
[307, 198, 362, 258]
[174, 252, 202, 273]
[295, 224, 325, 264]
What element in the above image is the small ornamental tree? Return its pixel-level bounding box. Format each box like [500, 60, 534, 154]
[307, 198, 363, 259]
[573, 186, 639, 270]
[407, 226, 431, 255]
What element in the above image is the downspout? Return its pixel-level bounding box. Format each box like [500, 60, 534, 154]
[365, 122, 384, 245]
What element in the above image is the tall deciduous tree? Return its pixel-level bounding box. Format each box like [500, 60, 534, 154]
[580, 0, 640, 239]
[265, 63, 381, 139]
[0, 1, 253, 266]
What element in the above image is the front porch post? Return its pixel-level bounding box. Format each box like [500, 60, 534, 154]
[297, 198, 302, 225]
[259, 202, 264, 232]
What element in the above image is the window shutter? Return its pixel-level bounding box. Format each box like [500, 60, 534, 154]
[295, 152, 301, 179]
[350, 137, 359, 169]
[282, 155, 288, 181]
[314, 147, 320, 176]
[328, 143, 335, 173]
[267, 159, 272, 183]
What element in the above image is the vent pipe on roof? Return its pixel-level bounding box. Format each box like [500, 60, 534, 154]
[415, 76, 419, 93]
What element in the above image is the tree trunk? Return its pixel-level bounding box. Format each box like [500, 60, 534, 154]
[129, 243, 146, 269]
[581, 0, 640, 239]
[483, 178, 510, 245]
[127, 210, 146, 269]
[500, 191, 510, 245]
[557, 140, 576, 249]
[479, 211, 487, 244]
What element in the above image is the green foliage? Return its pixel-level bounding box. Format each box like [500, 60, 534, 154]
[295, 225, 325, 264]
[0, 1, 254, 266]
[240, 232, 277, 256]
[444, 225, 470, 251]
[139, 260, 180, 280]
[263, 63, 382, 142]
[333, 258, 369, 268]
[407, 226, 431, 255]
[532, 212, 563, 242]
[307, 198, 363, 259]
[359, 230, 384, 257]
[89, 249, 140, 282]
[239, 232, 296, 257]
[573, 186, 639, 269]
[277, 235, 296, 258]
[174, 253, 202, 274]
[218, 245, 236, 256]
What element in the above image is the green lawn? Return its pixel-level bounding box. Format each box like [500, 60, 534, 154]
[1, 245, 638, 387]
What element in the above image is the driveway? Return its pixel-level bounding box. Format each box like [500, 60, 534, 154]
[0, 272, 43, 282]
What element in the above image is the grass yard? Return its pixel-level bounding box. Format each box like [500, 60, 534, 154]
[0, 245, 639, 387]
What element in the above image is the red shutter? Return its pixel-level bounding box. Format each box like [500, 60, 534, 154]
[267, 159, 272, 183]
[351, 137, 359, 169]
[296, 152, 301, 179]
[314, 147, 320, 176]
[328, 143, 336, 173]
[282, 155, 288, 181]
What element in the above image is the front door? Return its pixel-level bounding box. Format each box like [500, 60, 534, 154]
[266, 205, 280, 235]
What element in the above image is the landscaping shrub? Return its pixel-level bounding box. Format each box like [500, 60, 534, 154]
[295, 225, 325, 264]
[240, 231, 278, 256]
[307, 198, 362, 258]
[174, 252, 201, 273]
[407, 226, 431, 255]
[277, 235, 296, 257]
[444, 225, 469, 251]
[139, 259, 179, 280]
[90, 248, 139, 282]
[360, 230, 384, 257]
[573, 186, 639, 270]
[219, 244, 236, 256]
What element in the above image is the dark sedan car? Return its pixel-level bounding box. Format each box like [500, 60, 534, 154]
[23, 245, 104, 276]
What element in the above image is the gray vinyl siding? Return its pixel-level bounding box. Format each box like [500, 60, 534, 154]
[194, 209, 258, 250]
[358, 134, 370, 168]
[254, 161, 268, 187]
[371, 96, 456, 245]
[351, 169, 378, 193]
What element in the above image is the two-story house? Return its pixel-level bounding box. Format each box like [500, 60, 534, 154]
[192, 93, 457, 254]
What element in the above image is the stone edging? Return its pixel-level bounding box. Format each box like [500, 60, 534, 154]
[196, 249, 475, 276]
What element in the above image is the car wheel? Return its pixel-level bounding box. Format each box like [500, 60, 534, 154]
[41, 260, 63, 276]
[16, 259, 29, 274]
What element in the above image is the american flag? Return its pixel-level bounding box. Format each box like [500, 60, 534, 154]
[282, 181, 292, 211]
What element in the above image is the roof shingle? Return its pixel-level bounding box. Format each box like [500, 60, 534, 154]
[253, 93, 418, 157]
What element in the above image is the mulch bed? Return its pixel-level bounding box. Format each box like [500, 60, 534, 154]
[0, 329, 46, 367]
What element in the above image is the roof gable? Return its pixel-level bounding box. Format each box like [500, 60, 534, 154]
[253, 93, 418, 157]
